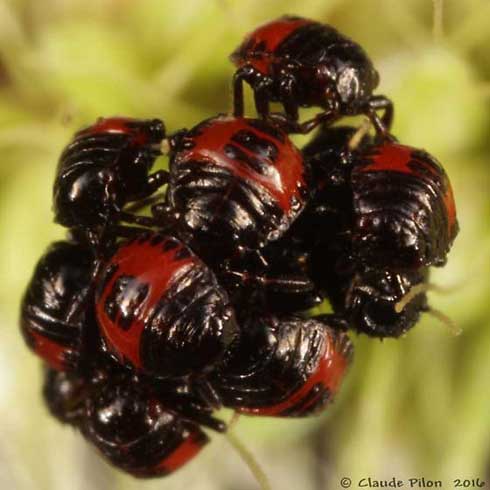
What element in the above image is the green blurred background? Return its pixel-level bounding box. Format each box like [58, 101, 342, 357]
[0, 1, 489, 489]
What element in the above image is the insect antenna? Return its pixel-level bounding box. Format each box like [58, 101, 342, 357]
[225, 413, 271, 490]
[395, 282, 461, 335]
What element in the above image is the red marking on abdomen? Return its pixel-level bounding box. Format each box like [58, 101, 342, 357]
[30, 331, 69, 371]
[360, 143, 443, 180]
[443, 179, 458, 236]
[360, 143, 458, 236]
[361, 143, 417, 175]
[176, 115, 305, 215]
[156, 431, 207, 474]
[96, 236, 195, 369]
[77, 117, 150, 146]
[78, 117, 134, 136]
[239, 333, 349, 416]
[232, 17, 313, 75]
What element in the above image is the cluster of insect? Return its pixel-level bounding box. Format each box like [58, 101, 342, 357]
[20, 16, 458, 478]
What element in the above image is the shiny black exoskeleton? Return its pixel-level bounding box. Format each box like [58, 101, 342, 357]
[345, 267, 430, 338]
[212, 315, 352, 416]
[231, 15, 393, 134]
[95, 233, 239, 379]
[43, 368, 87, 425]
[316, 256, 430, 338]
[306, 228, 431, 338]
[20, 240, 96, 371]
[151, 114, 316, 309]
[51, 117, 169, 343]
[18, 13, 464, 481]
[301, 125, 371, 241]
[302, 125, 459, 271]
[42, 367, 223, 478]
[219, 232, 322, 317]
[294, 125, 369, 298]
[81, 372, 210, 478]
[154, 114, 308, 256]
[300, 126, 435, 337]
[350, 142, 458, 270]
[53, 117, 167, 247]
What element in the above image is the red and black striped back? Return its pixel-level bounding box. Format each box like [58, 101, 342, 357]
[213, 315, 352, 417]
[96, 233, 239, 378]
[352, 143, 458, 269]
[168, 115, 307, 251]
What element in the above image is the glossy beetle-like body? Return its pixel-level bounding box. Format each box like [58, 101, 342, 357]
[159, 114, 308, 255]
[231, 16, 392, 134]
[213, 315, 352, 416]
[314, 250, 430, 338]
[301, 125, 371, 243]
[53, 117, 166, 234]
[303, 127, 458, 270]
[219, 232, 322, 318]
[345, 267, 429, 338]
[42, 364, 226, 477]
[351, 142, 459, 270]
[301, 127, 436, 337]
[20, 241, 96, 371]
[95, 233, 239, 379]
[43, 368, 88, 425]
[81, 372, 209, 478]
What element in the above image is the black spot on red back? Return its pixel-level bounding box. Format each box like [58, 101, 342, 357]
[231, 129, 279, 162]
[103, 275, 150, 329]
[162, 238, 180, 252]
[251, 40, 267, 53]
[174, 247, 191, 260]
[224, 143, 270, 175]
[150, 235, 165, 246]
[247, 119, 285, 143]
[120, 281, 150, 331]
